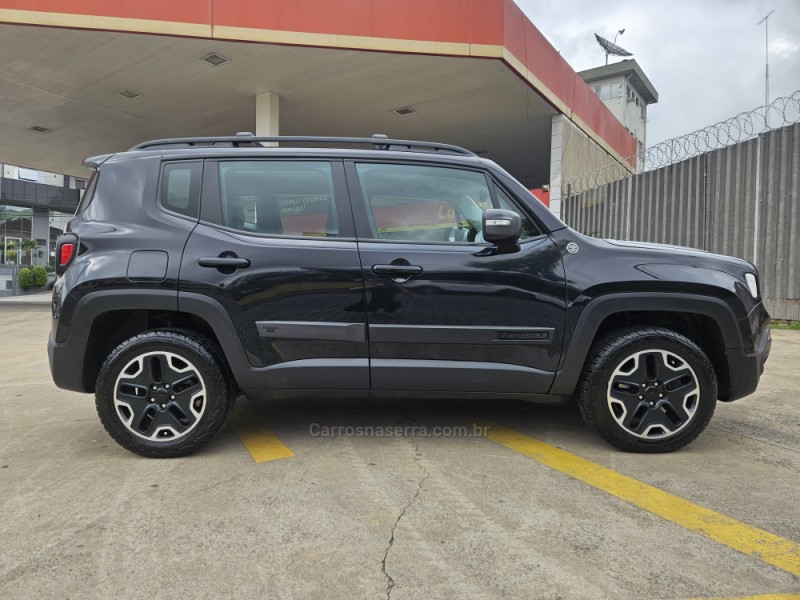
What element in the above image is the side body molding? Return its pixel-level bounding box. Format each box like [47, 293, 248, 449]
[178, 293, 369, 390]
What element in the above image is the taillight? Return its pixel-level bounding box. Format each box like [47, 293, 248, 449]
[55, 234, 78, 276]
[59, 243, 74, 267]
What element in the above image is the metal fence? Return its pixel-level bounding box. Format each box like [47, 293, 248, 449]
[563, 122, 800, 321]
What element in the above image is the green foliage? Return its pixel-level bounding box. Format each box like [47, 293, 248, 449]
[6, 240, 18, 263]
[772, 320, 800, 330]
[19, 239, 40, 265]
[32, 266, 48, 288]
[5, 240, 43, 265]
[18, 267, 33, 291]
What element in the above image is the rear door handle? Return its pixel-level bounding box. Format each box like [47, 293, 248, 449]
[198, 256, 251, 269]
[371, 264, 423, 276]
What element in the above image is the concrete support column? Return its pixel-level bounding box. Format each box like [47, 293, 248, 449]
[31, 207, 49, 266]
[548, 115, 565, 219]
[255, 92, 280, 136]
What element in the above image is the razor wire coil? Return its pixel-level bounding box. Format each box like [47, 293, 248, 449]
[564, 89, 800, 195]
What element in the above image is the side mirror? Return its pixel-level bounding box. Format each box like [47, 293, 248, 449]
[482, 208, 521, 246]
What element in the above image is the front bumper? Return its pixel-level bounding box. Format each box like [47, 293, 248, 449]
[723, 316, 771, 402]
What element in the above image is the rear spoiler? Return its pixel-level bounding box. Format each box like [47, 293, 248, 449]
[82, 153, 114, 169]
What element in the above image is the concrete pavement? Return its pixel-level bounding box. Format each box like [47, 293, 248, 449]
[1, 304, 798, 599]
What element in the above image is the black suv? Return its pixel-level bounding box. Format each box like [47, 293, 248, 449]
[48, 134, 771, 457]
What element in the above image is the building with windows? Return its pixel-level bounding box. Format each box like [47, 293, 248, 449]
[579, 59, 659, 166]
[1, 163, 81, 265]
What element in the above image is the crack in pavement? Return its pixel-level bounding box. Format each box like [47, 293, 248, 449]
[381, 436, 430, 600]
[708, 423, 800, 454]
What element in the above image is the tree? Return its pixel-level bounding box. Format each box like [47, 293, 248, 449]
[5, 240, 18, 265]
[20, 239, 39, 266]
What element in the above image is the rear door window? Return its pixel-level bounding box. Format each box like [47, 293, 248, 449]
[217, 161, 338, 237]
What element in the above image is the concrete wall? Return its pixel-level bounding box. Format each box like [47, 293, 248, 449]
[563, 123, 800, 321]
[0, 265, 16, 297]
[587, 76, 647, 158]
[551, 115, 630, 217]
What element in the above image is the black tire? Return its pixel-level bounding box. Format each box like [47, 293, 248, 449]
[95, 330, 234, 458]
[578, 327, 717, 453]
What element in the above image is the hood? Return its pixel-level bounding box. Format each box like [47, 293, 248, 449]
[603, 238, 754, 271]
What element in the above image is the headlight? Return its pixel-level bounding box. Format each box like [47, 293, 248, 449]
[744, 273, 759, 299]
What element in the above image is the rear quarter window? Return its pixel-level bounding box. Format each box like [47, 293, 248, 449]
[160, 161, 202, 219]
[75, 171, 99, 215]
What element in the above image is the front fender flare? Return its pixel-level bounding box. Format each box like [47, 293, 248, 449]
[549, 293, 743, 395]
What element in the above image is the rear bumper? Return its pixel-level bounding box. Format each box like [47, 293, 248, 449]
[48, 288, 180, 394]
[48, 329, 89, 393]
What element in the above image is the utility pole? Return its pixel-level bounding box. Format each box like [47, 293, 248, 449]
[754, 9, 773, 268]
[758, 10, 775, 110]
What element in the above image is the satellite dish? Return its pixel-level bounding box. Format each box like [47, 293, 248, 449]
[595, 33, 633, 65]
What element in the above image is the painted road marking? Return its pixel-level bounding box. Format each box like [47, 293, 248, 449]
[693, 594, 800, 599]
[479, 421, 800, 577]
[231, 409, 294, 463]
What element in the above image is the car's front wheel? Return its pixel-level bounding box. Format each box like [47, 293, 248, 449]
[578, 327, 717, 452]
[95, 331, 233, 458]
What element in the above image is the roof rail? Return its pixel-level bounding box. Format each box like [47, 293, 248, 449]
[129, 133, 475, 156]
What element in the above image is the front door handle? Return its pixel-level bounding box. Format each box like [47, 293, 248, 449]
[198, 256, 251, 269]
[371, 264, 423, 276]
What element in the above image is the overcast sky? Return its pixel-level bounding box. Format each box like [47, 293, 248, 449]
[516, 0, 800, 146]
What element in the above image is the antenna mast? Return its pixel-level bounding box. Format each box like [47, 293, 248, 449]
[758, 9, 775, 109]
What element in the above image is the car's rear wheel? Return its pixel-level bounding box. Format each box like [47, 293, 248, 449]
[95, 331, 233, 458]
[578, 327, 717, 452]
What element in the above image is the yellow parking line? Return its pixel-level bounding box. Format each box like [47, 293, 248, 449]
[693, 594, 800, 599]
[231, 409, 294, 463]
[478, 421, 800, 577]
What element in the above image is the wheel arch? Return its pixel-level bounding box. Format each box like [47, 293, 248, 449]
[54, 289, 249, 393]
[82, 307, 236, 393]
[551, 293, 742, 399]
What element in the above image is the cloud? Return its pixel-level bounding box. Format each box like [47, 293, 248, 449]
[770, 38, 800, 58]
[515, 0, 800, 146]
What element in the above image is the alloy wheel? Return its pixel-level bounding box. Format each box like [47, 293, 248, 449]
[606, 349, 700, 439]
[113, 351, 207, 441]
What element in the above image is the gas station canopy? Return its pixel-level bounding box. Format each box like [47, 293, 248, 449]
[0, 0, 635, 191]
